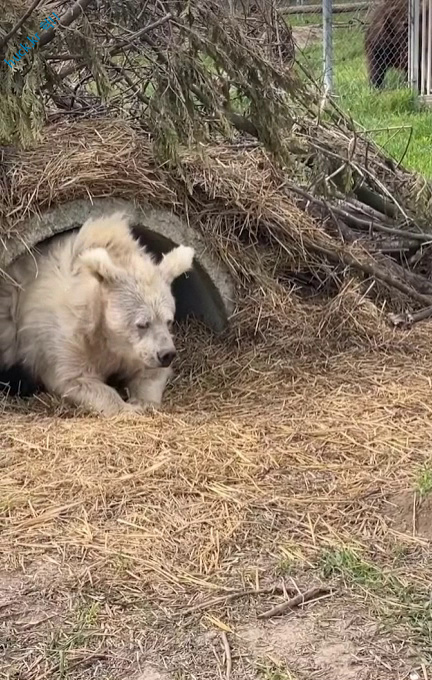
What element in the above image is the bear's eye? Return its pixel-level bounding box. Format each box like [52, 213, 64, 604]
[136, 321, 150, 332]
[167, 320, 174, 330]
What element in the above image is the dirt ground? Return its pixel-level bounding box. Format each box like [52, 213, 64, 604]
[1, 319, 432, 679]
[292, 25, 322, 50]
[0, 562, 421, 679]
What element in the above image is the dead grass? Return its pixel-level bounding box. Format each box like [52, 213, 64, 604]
[1, 3, 432, 674]
[1, 111, 432, 680]
[1, 311, 432, 677]
[2, 118, 432, 324]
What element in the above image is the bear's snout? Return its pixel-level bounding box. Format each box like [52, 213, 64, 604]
[157, 350, 176, 367]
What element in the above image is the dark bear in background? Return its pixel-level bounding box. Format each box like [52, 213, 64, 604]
[365, 0, 409, 88]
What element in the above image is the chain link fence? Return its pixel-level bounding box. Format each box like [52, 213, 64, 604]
[282, 0, 411, 99]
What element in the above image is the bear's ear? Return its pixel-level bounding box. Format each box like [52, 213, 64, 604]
[158, 245, 194, 284]
[77, 248, 124, 284]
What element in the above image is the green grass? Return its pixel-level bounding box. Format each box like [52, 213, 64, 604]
[289, 12, 432, 177]
[48, 601, 102, 678]
[416, 466, 432, 497]
[320, 547, 432, 653]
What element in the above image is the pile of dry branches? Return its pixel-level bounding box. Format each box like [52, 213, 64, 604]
[2, 0, 432, 328]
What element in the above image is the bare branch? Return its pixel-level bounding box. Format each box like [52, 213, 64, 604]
[38, 0, 95, 48]
[58, 12, 173, 79]
[107, 60, 151, 105]
[258, 587, 333, 619]
[0, 0, 44, 50]
[112, 13, 173, 52]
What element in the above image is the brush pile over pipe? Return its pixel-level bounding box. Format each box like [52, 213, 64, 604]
[1, 0, 432, 329]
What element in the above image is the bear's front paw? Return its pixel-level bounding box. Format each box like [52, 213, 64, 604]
[101, 402, 146, 418]
[128, 398, 160, 412]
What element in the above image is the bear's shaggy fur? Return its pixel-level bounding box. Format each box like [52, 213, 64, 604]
[365, 0, 409, 88]
[0, 213, 194, 416]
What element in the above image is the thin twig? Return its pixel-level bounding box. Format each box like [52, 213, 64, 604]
[0, 0, 45, 50]
[221, 632, 232, 680]
[58, 12, 173, 78]
[107, 61, 150, 105]
[357, 219, 432, 244]
[111, 13, 173, 52]
[257, 586, 333, 619]
[38, 0, 95, 48]
[396, 124, 413, 170]
[338, 196, 394, 224]
[181, 585, 292, 616]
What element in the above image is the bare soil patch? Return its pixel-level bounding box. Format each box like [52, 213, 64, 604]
[292, 25, 322, 49]
[384, 490, 432, 541]
[238, 602, 412, 680]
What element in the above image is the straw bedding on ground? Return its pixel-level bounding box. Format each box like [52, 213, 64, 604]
[1, 118, 432, 677]
[2, 2, 432, 669]
[1, 312, 432, 677]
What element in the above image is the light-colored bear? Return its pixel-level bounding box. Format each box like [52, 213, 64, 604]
[0, 212, 194, 416]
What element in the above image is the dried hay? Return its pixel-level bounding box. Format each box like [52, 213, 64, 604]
[1, 117, 431, 352]
[2, 0, 432, 325]
[2, 118, 432, 678]
[1, 2, 432, 676]
[2, 328, 432, 677]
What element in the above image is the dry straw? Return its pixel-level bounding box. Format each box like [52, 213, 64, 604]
[1, 0, 432, 323]
[1, 1, 432, 676]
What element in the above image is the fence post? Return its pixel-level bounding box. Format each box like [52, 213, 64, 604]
[323, 0, 333, 92]
[428, 0, 432, 95]
[409, 0, 420, 92]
